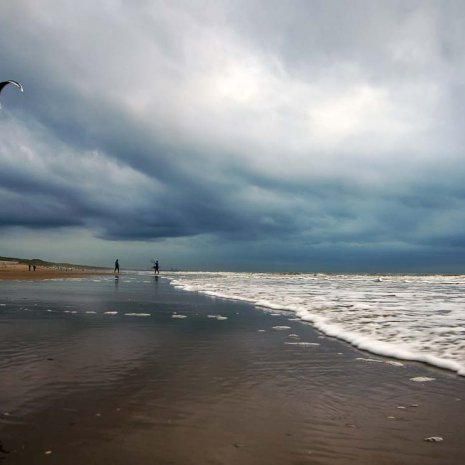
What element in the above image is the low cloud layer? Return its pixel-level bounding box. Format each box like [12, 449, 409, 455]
[1, 1, 465, 270]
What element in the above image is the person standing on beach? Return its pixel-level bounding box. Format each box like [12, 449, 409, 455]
[114, 259, 119, 274]
[153, 260, 159, 274]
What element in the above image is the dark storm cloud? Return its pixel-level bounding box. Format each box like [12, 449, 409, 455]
[1, 0, 465, 269]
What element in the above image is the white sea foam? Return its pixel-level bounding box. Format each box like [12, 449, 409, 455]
[104, 311, 118, 315]
[166, 272, 465, 376]
[124, 313, 150, 317]
[172, 314, 187, 319]
[410, 376, 436, 382]
[285, 342, 320, 346]
[386, 361, 404, 367]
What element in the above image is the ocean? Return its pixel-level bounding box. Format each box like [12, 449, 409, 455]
[167, 272, 465, 375]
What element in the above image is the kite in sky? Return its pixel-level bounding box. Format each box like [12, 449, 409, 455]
[0, 80, 23, 108]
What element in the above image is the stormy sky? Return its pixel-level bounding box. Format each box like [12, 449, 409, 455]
[1, 0, 465, 272]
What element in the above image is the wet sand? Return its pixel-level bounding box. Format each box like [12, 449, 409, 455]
[0, 275, 464, 464]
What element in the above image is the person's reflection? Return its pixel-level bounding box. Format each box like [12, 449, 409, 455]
[152, 274, 159, 296]
[114, 275, 119, 290]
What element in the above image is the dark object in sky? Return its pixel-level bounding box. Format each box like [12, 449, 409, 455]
[0, 80, 23, 107]
[0, 80, 23, 94]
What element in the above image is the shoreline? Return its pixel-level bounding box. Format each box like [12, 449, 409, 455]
[168, 273, 465, 378]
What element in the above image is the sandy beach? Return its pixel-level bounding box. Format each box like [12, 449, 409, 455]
[0, 274, 464, 465]
[0, 261, 112, 281]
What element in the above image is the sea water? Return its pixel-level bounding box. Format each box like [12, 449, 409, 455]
[167, 272, 465, 376]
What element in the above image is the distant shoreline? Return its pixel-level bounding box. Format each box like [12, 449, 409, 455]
[0, 259, 112, 281]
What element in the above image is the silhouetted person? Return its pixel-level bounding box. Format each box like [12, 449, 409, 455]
[33, 264, 36, 271]
[28, 264, 31, 271]
[114, 259, 119, 274]
[153, 260, 159, 274]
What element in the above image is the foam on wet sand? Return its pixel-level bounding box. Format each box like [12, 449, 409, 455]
[169, 272, 465, 376]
